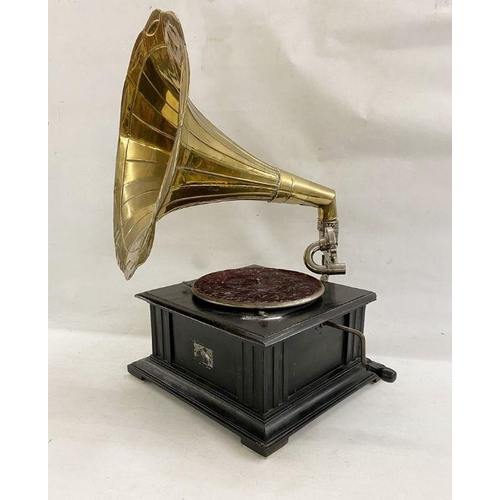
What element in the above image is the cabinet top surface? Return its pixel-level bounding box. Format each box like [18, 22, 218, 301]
[136, 271, 376, 346]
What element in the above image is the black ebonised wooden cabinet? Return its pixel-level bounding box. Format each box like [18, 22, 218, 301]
[128, 278, 387, 456]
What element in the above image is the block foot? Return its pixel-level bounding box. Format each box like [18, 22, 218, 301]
[241, 436, 289, 457]
[127, 363, 147, 381]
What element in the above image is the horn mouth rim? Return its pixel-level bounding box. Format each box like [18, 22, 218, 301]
[114, 10, 190, 279]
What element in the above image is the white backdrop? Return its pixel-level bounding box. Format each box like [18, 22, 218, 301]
[49, 0, 451, 360]
[49, 1, 451, 498]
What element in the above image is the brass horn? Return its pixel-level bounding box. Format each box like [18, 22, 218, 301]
[114, 10, 346, 280]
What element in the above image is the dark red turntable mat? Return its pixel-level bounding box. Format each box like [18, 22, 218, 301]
[192, 266, 324, 309]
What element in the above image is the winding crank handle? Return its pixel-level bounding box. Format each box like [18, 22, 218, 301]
[325, 321, 397, 383]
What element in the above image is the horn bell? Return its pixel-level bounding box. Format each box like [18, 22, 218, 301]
[114, 10, 339, 280]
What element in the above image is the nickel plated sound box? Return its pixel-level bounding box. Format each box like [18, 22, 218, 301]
[113, 10, 396, 457]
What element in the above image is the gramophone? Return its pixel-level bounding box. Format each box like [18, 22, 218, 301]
[114, 10, 396, 456]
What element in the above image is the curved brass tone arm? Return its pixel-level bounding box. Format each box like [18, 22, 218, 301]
[303, 203, 347, 280]
[325, 321, 397, 383]
[271, 171, 346, 280]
